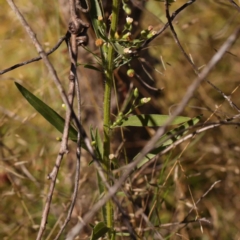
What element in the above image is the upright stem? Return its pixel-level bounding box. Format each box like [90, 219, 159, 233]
[103, 0, 120, 233]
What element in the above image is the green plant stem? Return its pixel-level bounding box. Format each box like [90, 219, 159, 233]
[103, 0, 120, 234]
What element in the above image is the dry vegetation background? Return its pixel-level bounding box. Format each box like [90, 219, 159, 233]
[1, 0, 240, 239]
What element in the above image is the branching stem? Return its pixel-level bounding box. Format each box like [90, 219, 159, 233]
[103, 0, 120, 234]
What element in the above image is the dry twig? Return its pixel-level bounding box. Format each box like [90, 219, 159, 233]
[139, 0, 197, 50]
[164, 1, 240, 115]
[0, 34, 67, 75]
[54, 0, 85, 238]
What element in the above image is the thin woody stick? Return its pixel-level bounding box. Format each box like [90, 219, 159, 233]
[0, 34, 68, 75]
[53, 0, 82, 238]
[139, 0, 197, 50]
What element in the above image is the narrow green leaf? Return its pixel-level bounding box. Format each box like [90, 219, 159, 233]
[89, 127, 103, 162]
[89, 0, 103, 39]
[113, 114, 191, 128]
[135, 115, 202, 168]
[89, 127, 103, 165]
[90, 222, 110, 240]
[83, 64, 102, 72]
[15, 82, 78, 142]
[156, 115, 202, 148]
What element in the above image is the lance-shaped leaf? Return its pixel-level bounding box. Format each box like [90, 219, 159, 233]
[15, 82, 78, 142]
[113, 114, 191, 128]
[135, 115, 202, 168]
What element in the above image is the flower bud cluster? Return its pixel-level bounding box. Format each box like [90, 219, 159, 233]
[140, 26, 157, 39]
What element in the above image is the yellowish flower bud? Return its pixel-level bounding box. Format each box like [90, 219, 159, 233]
[133, 88, 139, 98]
[95, 38, 103, 47]
[127, 69, 135, 77]
[140, 97, 151, 104]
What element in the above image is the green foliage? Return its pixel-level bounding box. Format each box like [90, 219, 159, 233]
[15, 82, 79, 142]
[90, 222, 110, 240]
[112, 114, 191, 127]
[135, 115, 202, 168]
[90, 127, 103, 160]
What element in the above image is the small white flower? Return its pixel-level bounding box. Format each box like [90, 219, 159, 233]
[124, 48, 132, 54]
[126, 17, 133, 24]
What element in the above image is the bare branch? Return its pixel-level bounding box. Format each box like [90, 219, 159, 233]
[115, 217, 211, 232]
[139, 0, 197, 50]
[228, 0, 240, 11]
[164, 1, 240, 114]
[184, 180, 221, 221]
[54, 0, 83, 238]
[0, 34, 68, 75]
[165, 1, 198, 73]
